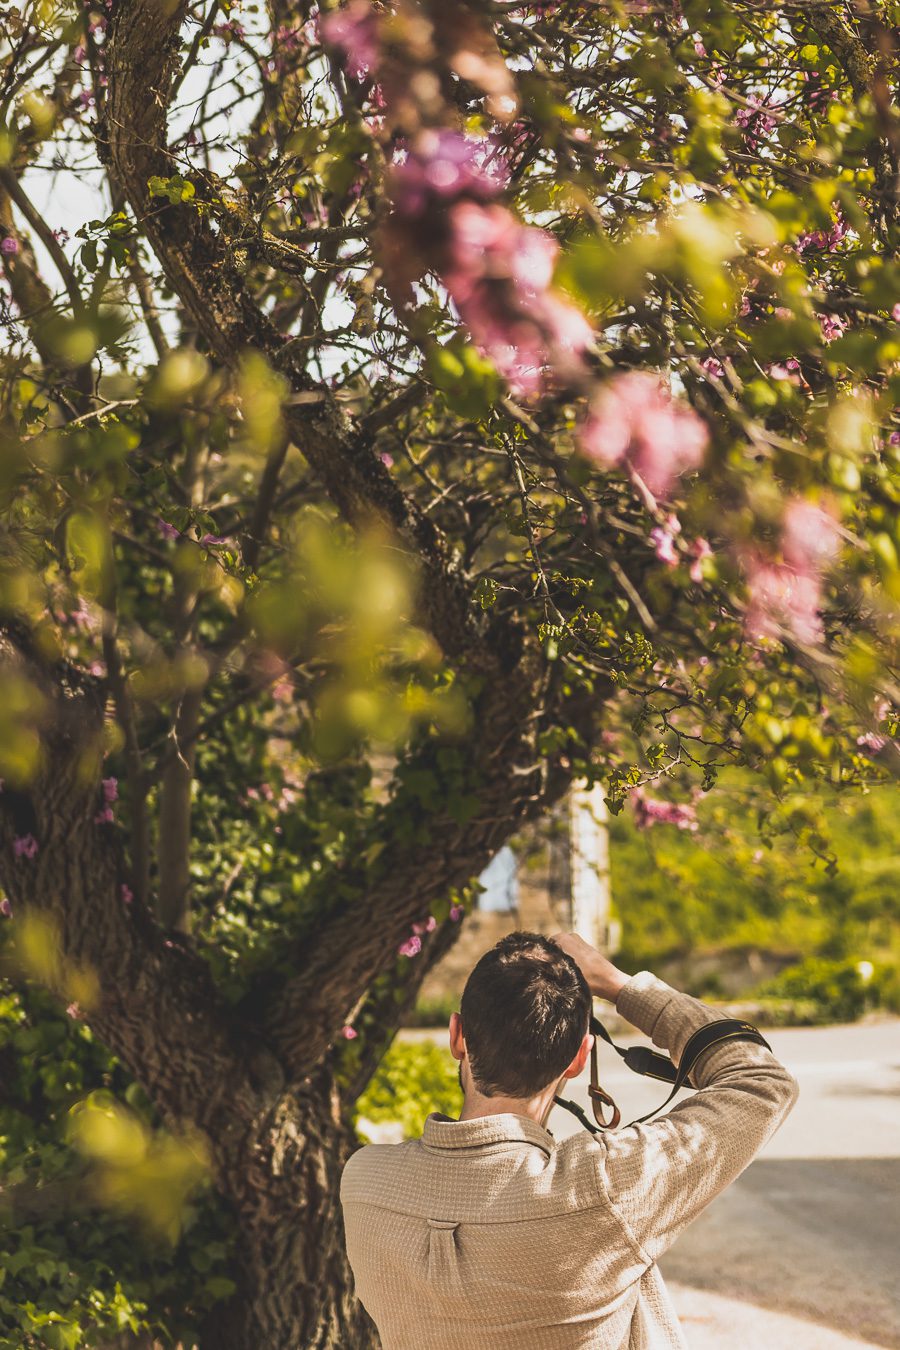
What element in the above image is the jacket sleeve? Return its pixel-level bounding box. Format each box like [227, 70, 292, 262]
[596, 970, 799, 1264]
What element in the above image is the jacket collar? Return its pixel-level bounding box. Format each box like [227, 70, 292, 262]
[422, 1111, 555, 1157]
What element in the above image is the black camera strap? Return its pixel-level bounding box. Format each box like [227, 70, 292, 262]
[553, 1014, 772, 1134]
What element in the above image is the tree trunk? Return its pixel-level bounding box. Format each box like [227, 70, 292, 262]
[205, 1067, 380, 1350]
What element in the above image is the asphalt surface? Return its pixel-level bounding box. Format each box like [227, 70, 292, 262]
[549, 1016, 900, 1349]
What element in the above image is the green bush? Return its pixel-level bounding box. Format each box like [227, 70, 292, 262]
[405, 994, 458, 1028]
[751, 957, 886, 1023]
[355, 1041, 461, 1141]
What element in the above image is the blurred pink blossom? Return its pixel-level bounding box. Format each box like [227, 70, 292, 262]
[398, 934, 422, 957]
[579, 371, 708, 498]
[689, 537, 713, 582]
[782, 497, 839, 573]
[797, 212, 848, 254]
[650, 514, 681, 566]
[14, 834, 38, 859]
[744, 558, 823, 645]
[341, 1024, 358, 1039]
[632, 790, 698, 832]
[319, 0, 380, 80]
[819, 313, 847, 343]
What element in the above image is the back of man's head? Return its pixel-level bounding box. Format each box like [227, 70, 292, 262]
[459, 931, 591, 1098]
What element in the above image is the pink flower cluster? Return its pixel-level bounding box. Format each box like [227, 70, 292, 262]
[856, 699, 893, 754]
[735, 96, 778, 151]
[14, 834, 38, 859]
[650, 515, 681, 566]
[397, 934, 422, 958]
[797, 212, 848, 254]
[444, 200, 593, 395]
[319, 0, 380, 81]
[384, 131, 592, 397]
[579, 371, 709, 499]
[744, 498, 840, 645]
[819, 313, 847, 344]
[390, 132, 510, 219]
[632, 790, 699, 832]
[95, 775, 118, 824]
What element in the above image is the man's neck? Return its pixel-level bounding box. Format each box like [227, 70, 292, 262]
[458, 1087, 558, 1127]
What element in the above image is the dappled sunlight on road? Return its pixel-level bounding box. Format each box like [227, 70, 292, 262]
[668, 1282, 893, 1350]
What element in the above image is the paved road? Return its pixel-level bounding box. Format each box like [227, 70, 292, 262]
[548, 1016, 900, 1349]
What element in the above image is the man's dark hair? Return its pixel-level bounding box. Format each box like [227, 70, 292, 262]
[459, 930, 591, 1098]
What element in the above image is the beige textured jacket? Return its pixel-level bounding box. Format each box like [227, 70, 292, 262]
[340, 970, 800, 1349]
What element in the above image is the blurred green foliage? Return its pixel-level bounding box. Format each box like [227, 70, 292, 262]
[609, 776, 900, 971]
[355, 1040, 462, 1141]
[751, 956, 887, 1024]
[0, 986, 234, 1348]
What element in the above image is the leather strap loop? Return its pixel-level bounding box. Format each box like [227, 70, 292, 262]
[554, 1015, 772, 1134]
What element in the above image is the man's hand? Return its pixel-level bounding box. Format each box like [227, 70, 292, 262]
[549, 932, 631, 1004]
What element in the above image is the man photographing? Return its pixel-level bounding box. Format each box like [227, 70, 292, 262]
[341, 929, 799, 1348]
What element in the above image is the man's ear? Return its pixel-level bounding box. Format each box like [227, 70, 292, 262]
[561, 1031, 593, 1081]
[448, 1011, 465, 1062]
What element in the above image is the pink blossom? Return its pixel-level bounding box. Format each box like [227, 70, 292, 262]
[121, 883, 133, 904]
[857, 699, 893, 753]
[449, 903, 465, 921]
[689, 537, 713, 582]
[632, 790, 698, 832]
[390, 131, 509, 220]
[782, 498, 839, 573]
[579, 371, 708, 498]
[13, 834, 38, 859]
[156, 518, 180, 541]
[341, 1024, 358, 1039]
[94, 805, 114, 824]
[319, 0, 380, 81]
[699, 355, 724, 379]
[819, 313, 847, 343]
[379, 451, 394, 467]
[744, 557, 824, 645]
[412, 915, 438, 935]
[797, 212, 848, 254]
[398, 934, 422, 958]
[650, 514, 681, 566]
[443, 201, 591, 395]
[0, 897, 12, 918]
[856, 731, 888, 753]
[1, 236, 18, 257]
[66, 1002, 85, 1020]
[739, 293, 752, 317]
[101, 776, 118, 803]
[892, 303, 900, 321]
[767, 359, 802, 383]
[735, 95, 778, 150]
